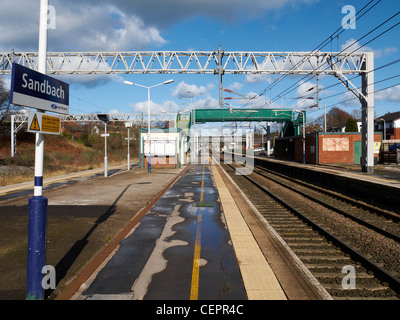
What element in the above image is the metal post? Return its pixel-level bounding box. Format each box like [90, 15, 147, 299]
[383, 119, 386, 141]
[147, 87, 151, 173]
[175, 137, 178, 169]
[27, 0, 48, 300]
[267, 121, 271, 156]
[11, 115, 15, 157]
[127, 128, 130, 170]
[125, 124, 133, 170]
[361, 52, 375, 172]
[218, 45, 224, 108]
[104, 122, 108, 177]
[142, 137, 145, 168]
[302, 113, 306, 164]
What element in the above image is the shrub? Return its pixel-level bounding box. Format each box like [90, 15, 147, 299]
[88, 134, 103, 150]
[345, 117, 358, 132]
[62, 131, 73, 140]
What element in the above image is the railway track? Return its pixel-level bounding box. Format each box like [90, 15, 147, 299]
[219, 155, 400, 300]
[253, 164, 400, 242]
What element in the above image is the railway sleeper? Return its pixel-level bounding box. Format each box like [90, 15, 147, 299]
[293, 248, 342, 255]
[312, 271, 373, 278]
[324, 282, 390, 292]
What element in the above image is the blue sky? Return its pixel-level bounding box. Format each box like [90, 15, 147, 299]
[1, 0, 400, 129]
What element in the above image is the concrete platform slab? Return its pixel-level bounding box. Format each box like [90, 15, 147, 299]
[76, 164, 247, 300]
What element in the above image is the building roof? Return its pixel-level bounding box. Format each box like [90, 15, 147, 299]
[330, 122, 346, 129]
[376, 111, 400, 122]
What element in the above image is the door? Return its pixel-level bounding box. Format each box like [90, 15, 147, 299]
[354, 141, 362, 164]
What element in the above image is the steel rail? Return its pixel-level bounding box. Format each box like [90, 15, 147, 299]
[252, 166, 400, 243]
[254, 163, 400, 224]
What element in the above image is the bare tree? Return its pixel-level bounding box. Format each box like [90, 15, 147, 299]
[351, 108, 361, 120]
[0, 77, 19, 123]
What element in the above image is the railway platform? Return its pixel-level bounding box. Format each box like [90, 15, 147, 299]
[254, 156, 400, 207]
[256, 156, 400, 187]
[56, 160, 330, 300]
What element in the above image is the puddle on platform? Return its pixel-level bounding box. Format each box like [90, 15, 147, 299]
[193, 201, 214, 207]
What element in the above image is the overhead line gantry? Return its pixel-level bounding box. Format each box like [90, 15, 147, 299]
[1, 48, 375, 171]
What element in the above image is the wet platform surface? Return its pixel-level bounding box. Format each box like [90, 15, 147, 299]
[78, 164, 247, 300]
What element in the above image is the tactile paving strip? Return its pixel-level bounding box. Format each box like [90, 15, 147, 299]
[211, 164, 287, 300]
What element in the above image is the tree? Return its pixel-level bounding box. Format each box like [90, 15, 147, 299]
[0, 77, 10, 123]
[351, 108, 361, 120]
[0, 77, 19, 123]
[328, 107, 352, 125]
[345, 117, 358, 132]
[310, 107, 353, 131]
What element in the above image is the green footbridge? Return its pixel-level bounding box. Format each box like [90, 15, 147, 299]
[176, 108, 304, 138]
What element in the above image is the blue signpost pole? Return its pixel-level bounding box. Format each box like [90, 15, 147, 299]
[26, 195, 47, 300]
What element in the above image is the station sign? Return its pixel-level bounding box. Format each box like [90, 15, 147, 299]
[10, 63, 69, 115]
[27, 111, 61, 135]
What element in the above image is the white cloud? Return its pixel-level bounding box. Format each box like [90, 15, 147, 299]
[338, 91, 359, 109]
[293, 81, 319, 110]
[226, 82, 243, 91]
[383, 47, 398, 55]
[172, 81, 209, 98]
[0, 0, 319, 88]
[192, 96, 219, 109]
[0, 1, 166, 52]
[375, 85, 400, 103]
[245, 66, 273, 84]
[57, 4, 166, 51]
[238, 92, 269, 109]
[0, 0, 319, 52]
[85, 0, 319, 28]
[341, 38, 372, 54]
[130, 100, 180, 113]
[297, 81, 317, 97]
[341, 38, 397, 58]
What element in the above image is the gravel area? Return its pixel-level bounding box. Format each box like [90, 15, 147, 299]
[0, 165, 34, 176]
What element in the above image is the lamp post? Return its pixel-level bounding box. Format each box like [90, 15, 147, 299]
[124, 79, 174, 172]
[378, 118, 386, 141]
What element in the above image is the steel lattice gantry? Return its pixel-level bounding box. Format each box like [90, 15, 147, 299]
[1, 50, 368, 75]
[10, 112, 178, 157]
[1, 49, 375, 171]
[11, 112, 177, 123]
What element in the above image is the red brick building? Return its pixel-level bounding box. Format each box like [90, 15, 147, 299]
[275, 132, 382, 165]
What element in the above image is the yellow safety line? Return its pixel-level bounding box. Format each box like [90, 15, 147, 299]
[190, 164, 206, 300]
[190, 214, 202, 300]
